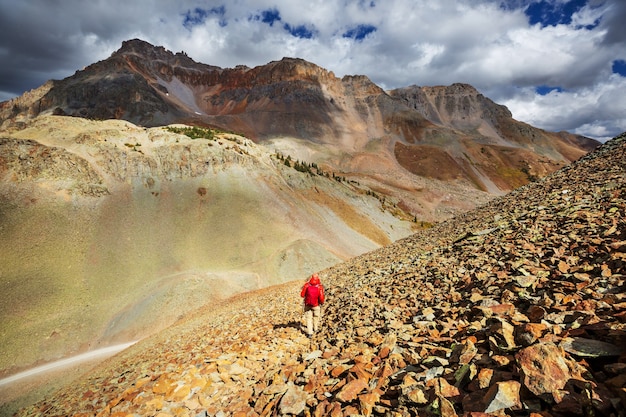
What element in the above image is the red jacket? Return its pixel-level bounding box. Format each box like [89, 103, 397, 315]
[301, 274, 325, 306]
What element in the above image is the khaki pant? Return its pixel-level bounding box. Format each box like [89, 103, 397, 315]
[303, 304, 321, 336]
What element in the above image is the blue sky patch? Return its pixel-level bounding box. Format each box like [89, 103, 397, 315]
[613, 60, 626, 77]
[253, 8, 315, 39]
[260, 8, 281, 26]
[525, 0, 591, 27]
[535, 85, 563, 95]
[284, 24, 315, 39]
[183, 6, 226, 28]
[343, 24, 377, 41]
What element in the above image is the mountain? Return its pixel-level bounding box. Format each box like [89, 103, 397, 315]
[6, 132, 625, 417]
[0, 39, 599, 220]
[0, 39, 607, 414]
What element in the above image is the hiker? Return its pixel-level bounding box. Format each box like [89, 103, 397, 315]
[300, 273, 325, 337]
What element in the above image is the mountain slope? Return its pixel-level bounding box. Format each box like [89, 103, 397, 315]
[0, 115, 415, 379]
[9, 133, 625, 417]
[0, 39, 599, 220]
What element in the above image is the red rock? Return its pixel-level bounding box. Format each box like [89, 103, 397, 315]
[144, 396, 164, 414]
[515, 322, 548, 346]
[491, 355, 513, 367]
[323, 348, 339, 359]
[516, 342, 585, 400]
[278, 384, 307, 415]
[401, 373, 419, 387]
[184, 397, 200, 410]
[335, 378, 369, 402]
[348, 362, 373, 380]
[450, 339, 477, 365]
[404, 385, 429, 404]
[426, 377, 460, 399]
[358, 390, 380, 416]
[313, 400, 330, 417]
[437, 394, 458, 417]
[527, 305, 546, 322]
[330, 364, 349, 378]
[476, 368, 493, 390]
[483, 381, 521, 413]
[305, 371, 329, 393]
[152, 376, 175, 395]
[378, 345, 392, 359]
[373, 363, 394, 390]
[489, 303, 515, 316]
[232, 408, 256, 417]
[340, 406, 359, 416]
[488, 318, 516, 352]
[170, 385, 191, 402]
[329, 402, 343, 417]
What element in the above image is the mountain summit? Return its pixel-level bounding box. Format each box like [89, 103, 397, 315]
[1, 39, 598, 220]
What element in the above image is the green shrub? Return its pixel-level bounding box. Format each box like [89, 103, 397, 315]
[165, 126, 216, 140]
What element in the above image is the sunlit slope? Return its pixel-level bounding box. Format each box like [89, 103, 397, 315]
[0, 115, 413, 374]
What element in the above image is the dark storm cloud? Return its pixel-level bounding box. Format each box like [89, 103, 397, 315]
[600, 0, 626, 44]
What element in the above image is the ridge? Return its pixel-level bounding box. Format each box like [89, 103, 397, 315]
[0, 39, 599, 223]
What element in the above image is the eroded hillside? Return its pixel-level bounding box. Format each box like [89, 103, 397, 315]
[9, 133, 625, 417]
[0, 115, 415, 378]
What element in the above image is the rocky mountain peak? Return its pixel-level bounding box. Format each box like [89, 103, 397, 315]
[107, 38, 220, 76]
[342, 74, 385, 96]
[0, 39, 599, 218]
[390, 82, 512, 128]
[246, 56, 337, 86]
[428, 82, 481, 95]
[114, 38, 164, 55]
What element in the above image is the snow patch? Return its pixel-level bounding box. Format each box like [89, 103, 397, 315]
[157, 76, 205, 115]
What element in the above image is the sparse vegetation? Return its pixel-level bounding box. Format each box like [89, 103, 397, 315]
[275, 151, 339, 179]
[520, 164, 539, 182]
[124, 142, 143, 152]
[272, 151, 419, 223]
[164, 126, 246, 144]
[165, 126, 216, 140]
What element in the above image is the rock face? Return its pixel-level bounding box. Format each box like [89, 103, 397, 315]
[12, 133, 625, 417]
[0, 39, 599, 220]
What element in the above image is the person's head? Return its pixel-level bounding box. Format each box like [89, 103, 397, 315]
[309, 273, 320, 285]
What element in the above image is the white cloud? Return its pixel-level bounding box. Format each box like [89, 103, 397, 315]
[503, 73, 626, 141]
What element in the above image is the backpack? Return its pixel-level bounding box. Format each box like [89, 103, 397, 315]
[304, 284, 321, 307]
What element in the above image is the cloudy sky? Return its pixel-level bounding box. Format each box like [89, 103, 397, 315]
[1, 0, 624, 141]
